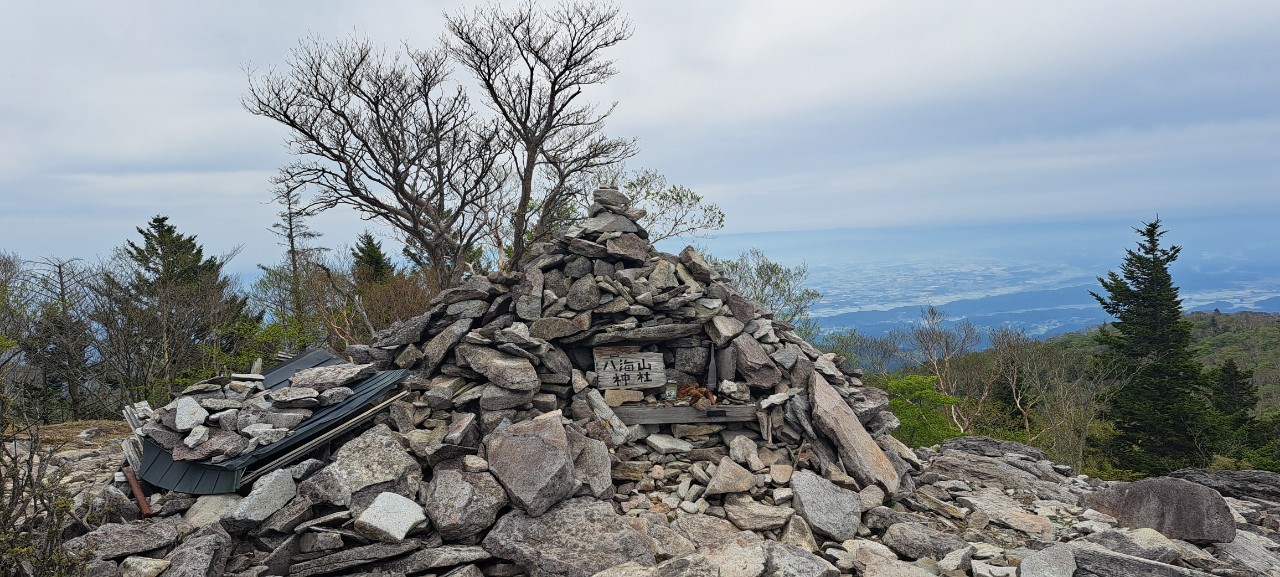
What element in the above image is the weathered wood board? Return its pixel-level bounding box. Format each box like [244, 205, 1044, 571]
[611, 404, 758, 425]
[594, 346, 665, 389]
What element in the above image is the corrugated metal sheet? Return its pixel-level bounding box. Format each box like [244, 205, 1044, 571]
[137, 350, 409, 494]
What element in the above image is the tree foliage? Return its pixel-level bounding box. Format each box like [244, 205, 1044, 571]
[1090, 219, 1208, 474]
[712, 248, 821, 339]
[93, 216, 261, 404]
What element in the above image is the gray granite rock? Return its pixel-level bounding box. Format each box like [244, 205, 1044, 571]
[1017, 543, 1076, 577]
[881, 522, 969, 561]
[706, 316, 744, 348]
[566, 428, 612, 498]
[171, 428, 247, 462]
[673, 513, 745, 550]
[456, 344, 541, 392]
[789, 470, 862, 541]
[64, 518, 184, 560]
[419, 317, 474, 374]
[376, 545, 492, 574]
[723, 494, 793, 531]
[354, 492, 426, 543]
[1070, 541, 1213, 577]
[763, 540, 839, 577]
[645, 433, 693, 455]
[423, 469, 508, 540]
[483, 497, 656, 577]
[298, 424, 421, 506]
[485, 411, 578, 516]
[173, 396, 209, 432]
[288, 363, 376, 391]
[1082, 477, 1235, 544]
[289, 540, 423, 577]
[160, 523, 232, 577]
[223, 469, 296, 534]
[703, 456, 756, 497]
[183, 494, 242, 528]
[731, 334, 782, 387]
[809, 372, 901, 494]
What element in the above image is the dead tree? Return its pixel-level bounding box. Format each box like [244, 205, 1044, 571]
[447, 1, 637, 266]
[245, 37, 505, 291]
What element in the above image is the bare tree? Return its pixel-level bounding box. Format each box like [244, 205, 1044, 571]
[447, 1, 637, 266]
[21, 258, 96, 421]
[900, 305, 984, 432]
[245, 37, 506, 291]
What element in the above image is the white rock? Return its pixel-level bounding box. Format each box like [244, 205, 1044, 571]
[645, 434, 693, 454]
[184, 494, 243, 528]
[355, 492, 426, 543]
[182, 425, 209, 448]
[120, 556, 171, 577]
[173, 396, 209, 432]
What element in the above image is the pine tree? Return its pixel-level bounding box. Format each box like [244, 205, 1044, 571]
[1090, 219, 1207, 474]
[96, 216, 259, 402]
[351, 232, 394, 285]
[1208, 358, 1257, 428]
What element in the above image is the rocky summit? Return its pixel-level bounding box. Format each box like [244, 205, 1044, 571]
[46, 189, 1280, 577]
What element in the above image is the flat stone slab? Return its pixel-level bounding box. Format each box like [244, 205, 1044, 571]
[483, 497, 656, 577]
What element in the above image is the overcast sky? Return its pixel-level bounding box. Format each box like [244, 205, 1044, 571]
[2, 1, 1277, 277]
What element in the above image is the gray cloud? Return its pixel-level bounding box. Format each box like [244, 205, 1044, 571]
[1, 1, 1277, 275]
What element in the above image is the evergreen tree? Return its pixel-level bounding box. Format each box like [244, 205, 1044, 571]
[95, 216, 259, 402]
[351, 232, 394, 285]
[1090, 219, 1207, 474]
[1208, 358, 1257, 428]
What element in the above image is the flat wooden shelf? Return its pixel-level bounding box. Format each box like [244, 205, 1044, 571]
[611, 404, 758, 425]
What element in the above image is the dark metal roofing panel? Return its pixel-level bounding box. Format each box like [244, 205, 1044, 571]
[139, 436, 240, 494]
[220, 368, 409, 471]
[136, 350, 409, 495]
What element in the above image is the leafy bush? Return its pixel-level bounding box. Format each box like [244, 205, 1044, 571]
[885, 375, 963, 448]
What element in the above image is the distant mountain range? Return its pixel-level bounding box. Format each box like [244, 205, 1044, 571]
[675, 213, 1280, 340]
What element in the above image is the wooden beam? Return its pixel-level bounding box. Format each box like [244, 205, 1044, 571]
[611, 404, 758, 425]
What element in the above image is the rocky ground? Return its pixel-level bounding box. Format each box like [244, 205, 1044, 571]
[33, 189, 1280, 577]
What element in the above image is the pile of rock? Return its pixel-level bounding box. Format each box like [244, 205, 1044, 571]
[53, 188, 1280, 577]
[137, 363, 379, 462]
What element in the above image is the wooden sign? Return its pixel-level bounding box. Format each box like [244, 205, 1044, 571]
[594, 346, 665, 390]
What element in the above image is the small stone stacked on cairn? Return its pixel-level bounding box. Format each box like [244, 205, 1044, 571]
[65, 187, 1271, 576]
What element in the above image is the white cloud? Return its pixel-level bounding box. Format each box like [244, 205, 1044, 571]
[1, 0, 1277, 269]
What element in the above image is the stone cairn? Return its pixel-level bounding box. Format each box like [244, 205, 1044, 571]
[56, 189, 1280, 577]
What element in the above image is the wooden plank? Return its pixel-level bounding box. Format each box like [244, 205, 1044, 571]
[612, 404, 758, 425]
[594, 346, 666, 390]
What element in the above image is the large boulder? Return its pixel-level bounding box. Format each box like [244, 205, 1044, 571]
[881, 522, 969, 561]
[64, 518, 184, 560]
[1081, 477, 1235, 544]
[221, 469, 295, 534]
[483, 497, 656, 577]
[1168, 468, 1280, 502]
[423, 469, 508, 540]
[297, 424, 421, 506]
[789, 470, 862, 541]
[485, 411, 578, 516]
[1070, 541, 1215, 577]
